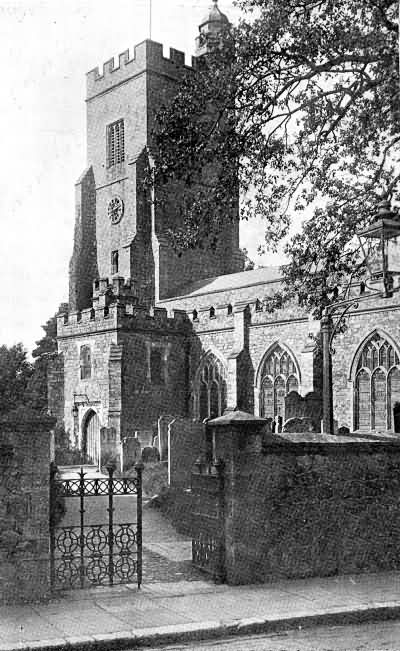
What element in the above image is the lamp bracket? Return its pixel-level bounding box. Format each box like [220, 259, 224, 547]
[73, 393, 90, 405]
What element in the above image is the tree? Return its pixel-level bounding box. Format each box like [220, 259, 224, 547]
[24, 304, 67, 412]
[0, 344, 33, 416]
[152, 0, 399, 316]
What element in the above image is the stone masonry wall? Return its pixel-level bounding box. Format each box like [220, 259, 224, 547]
[331, 294, 400, 431]
[168, 417, 205, 489]
[188, 300, 318, 418]
[213, 425, 400, 585]
[57, 328, 117, 443]
[120, 330, 188, 436]
[0, 413, 54, 603]
[69, 167, 98, 312]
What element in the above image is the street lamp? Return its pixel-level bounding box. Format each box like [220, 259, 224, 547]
[357, 199, 400, 298]
[322, 198, 400, 434]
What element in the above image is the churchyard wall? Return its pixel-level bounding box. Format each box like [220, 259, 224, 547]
[210, 418, 400, 585]
[0, 413, 53, 603]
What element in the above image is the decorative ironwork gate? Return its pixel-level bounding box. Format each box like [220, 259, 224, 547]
[190, 458, 225, 582]
[50, 462, 143, 591]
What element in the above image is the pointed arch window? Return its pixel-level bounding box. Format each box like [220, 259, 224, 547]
[354, 333, 400, 431]
[196, 353, 227, 421]
[259, 344, 299, 423]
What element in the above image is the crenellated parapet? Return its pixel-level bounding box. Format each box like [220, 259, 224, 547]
[187, 297, 309, 331]
[57, 277, 190, 339]
[86, 40, 194, 100]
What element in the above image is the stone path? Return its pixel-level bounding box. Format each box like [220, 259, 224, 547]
[142, 505, 205, 583]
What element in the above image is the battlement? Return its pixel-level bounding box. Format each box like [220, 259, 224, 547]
[86, 40, 195, 101]
[57, 278, 190, 339]
[188, 297, 309, 330]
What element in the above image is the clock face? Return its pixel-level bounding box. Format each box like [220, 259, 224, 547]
[108, 196, 124, 225]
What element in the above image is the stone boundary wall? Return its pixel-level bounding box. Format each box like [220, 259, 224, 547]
[168, 418, 205, 489]
[0, 412, 54, 603]
[209, 415, 400, 585]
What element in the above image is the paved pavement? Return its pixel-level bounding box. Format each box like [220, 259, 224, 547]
[2, 507, 400, 650]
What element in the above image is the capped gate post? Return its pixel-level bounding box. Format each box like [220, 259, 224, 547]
[49, 461, 58, 591]
[106, 462, 115, 585]
[135, 461, 144, 588]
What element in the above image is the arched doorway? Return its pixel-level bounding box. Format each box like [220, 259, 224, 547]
[82, 410, 100, 466]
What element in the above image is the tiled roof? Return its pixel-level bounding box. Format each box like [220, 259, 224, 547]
[174, 266, 282, 299]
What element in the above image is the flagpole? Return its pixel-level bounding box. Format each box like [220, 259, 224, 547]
[149, 0, 152, 39]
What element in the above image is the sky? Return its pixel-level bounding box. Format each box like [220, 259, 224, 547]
[0, 0, 284, 354]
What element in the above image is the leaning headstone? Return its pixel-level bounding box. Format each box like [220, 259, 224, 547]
[141, 446, 160, 464]
[285, 391, 304, 421]
[122, 436, 141, 470]
[283, 416, 316, 433]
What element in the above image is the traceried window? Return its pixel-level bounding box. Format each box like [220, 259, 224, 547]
[197, 353, 227, 421]
[354, 333, 400, 431]
[259, 344, 299, 423]
[107, 119, 125, 167]
[80, 345, 92, 380]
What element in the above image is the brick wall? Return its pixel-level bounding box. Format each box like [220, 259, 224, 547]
[0, 412, 54, 603]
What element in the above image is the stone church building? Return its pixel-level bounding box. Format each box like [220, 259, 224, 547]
[49, 2, 400, 467]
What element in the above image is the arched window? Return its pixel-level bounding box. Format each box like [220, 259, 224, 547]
[196, 353, 227, 421]
[80, 345, 91, 380]
[259, 344, 299, 423]
[354, 333, 400, 431]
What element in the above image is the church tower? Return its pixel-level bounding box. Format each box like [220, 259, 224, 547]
[68, 1, 242, 312]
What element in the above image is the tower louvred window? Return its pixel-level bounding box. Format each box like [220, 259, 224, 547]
[107, 119, 125, 167]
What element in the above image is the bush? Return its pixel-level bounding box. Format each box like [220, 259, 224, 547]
[54, 423, 83, 466]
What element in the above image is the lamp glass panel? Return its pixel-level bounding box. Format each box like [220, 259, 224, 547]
[387, 237, 400, 273]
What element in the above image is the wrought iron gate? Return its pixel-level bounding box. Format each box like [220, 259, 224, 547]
[49, 462, 143, 591]
[191, 458, 225, 582]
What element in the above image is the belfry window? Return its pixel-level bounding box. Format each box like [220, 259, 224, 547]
[197, 353, 227, 421]
[354, 333, 400, 431]
[107, 119, 125, 167]
[80, 345, 92, 380]
[259, 344, 299, 424]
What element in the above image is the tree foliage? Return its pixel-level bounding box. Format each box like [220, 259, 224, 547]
[152, 0, 399, 315]
[24, 305, 67, 413]
[0, 344, 33, 416]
